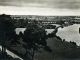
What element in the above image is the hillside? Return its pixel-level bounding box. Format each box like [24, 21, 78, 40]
[34, 37, 80, 60]
[7, 36, 80, 60]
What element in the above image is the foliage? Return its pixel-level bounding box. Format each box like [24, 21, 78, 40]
[19, 24, 52, 60]
[15, 19, 28, 28]
[70, 41, 77, 46]
[0, 14, 20, 59]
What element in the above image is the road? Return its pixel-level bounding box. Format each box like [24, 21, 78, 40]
[0, 46, 23, 60]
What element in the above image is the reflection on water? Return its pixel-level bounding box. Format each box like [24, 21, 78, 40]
[56, 24, 80, 46]
[45, 29, 55, 35]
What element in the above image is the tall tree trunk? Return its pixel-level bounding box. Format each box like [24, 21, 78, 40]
[2, 31, 6, 59]
[2, 43, 4, 58]
[1, 30, 4, 59]
[24, 44, 28, 60]
[32, 48, 35, 60]
[25, 46, 28, 59]
[3, 31, 6, 53]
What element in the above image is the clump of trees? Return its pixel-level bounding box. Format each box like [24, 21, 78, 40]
[19, 23, 52, 60]
[16, 19, 28, 28]
[0, 14, 20, 59]
[70, 41, 77, 46]
[0, 14, 52, 60]
[43, 25, 56, 29]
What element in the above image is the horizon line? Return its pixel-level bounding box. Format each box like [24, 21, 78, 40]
[0, 13, 80, 16]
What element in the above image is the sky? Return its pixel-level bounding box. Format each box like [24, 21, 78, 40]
[0, 0, 80, 16]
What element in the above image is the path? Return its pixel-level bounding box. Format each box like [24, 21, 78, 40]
[0, 46, 23, 60]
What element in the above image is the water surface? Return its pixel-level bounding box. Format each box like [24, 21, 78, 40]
[56, 24, 80, 45]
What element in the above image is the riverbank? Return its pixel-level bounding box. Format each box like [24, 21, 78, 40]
[6, 36, 80, 60]
[34, 37, 80, 60]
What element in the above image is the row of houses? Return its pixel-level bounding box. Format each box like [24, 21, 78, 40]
[1, 14, 80, 24]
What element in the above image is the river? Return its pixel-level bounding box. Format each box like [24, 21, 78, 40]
[45, 24, 80, 46]
[15, 24, 80, 46]
[56, 24, 80, 46]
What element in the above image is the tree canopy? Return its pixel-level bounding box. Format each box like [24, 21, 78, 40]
[19, 23, 52, 60]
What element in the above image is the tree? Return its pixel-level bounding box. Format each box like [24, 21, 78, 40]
[20, 24, 52, 60]
[70, 41, 77, 46]
[59, 20, 64, 25]
[17, 18, 28, 28]
[33, 20, 38, 24]
[0, 14, 17, 58]
[18, 19, 25, 28]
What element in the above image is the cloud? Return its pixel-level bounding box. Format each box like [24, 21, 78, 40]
[0, 0, 80, 10]
[0, 0, 48, 7]
[51, 0, 80, 9]
[0, 6, 80, 15]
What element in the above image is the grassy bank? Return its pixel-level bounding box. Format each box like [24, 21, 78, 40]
[34, 37, 80, 60]
[6, 37, 80, 60]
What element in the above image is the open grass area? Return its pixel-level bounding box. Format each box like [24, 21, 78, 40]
[34, 37, 80, 60]
[6, 37, 80, 60]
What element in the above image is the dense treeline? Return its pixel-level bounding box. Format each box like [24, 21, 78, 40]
[0, 14, 52, 60]
[0, 14, 22, 59]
